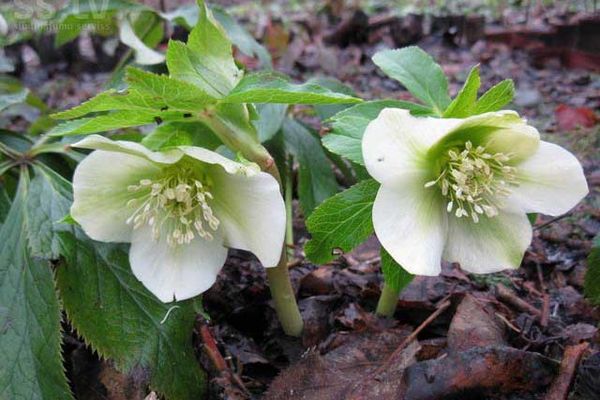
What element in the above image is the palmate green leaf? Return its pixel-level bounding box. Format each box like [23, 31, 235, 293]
[380, 247, 413, 292]
[167, 0, 242, 98]
[26, 164, 74, 259]
[443, 65, 481, 118]
[223, 71, 362, 105]
[474, 79, 515, 114]
[584, 233, 600, 305]
[56, 234, 207, 400]
[282, 118, 338, 216]
[305, 179, 379, 264]
[372, 47, 451, 115]
[0, 170, 74, 400]
[142, 121, 222, 150]
[322, 100, 432, 165]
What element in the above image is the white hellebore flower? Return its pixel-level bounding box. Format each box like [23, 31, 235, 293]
[71, 135, 285, 302]
[363, 109, 588, 276]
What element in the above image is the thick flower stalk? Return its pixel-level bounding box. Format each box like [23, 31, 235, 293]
[70, 135, 285, 302]
[363, 109, 588, 278]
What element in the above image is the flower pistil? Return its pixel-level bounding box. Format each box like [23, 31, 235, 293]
[425, 141, 518, 223]
[126, 167, 220, 246]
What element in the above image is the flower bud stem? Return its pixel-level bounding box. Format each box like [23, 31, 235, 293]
[202, 111, 303, 337]
[375, 282, 400, 318]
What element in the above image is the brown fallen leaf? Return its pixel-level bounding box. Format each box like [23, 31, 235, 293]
[404, 345, 559, 400]
[264, 327, 418, 400]
[447, 294, 506, 352]
[555, 104, 598, 131]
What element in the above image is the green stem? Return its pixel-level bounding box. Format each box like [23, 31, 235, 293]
[284, 157, 294, 256]
[376, 283, 400, 317]
[202, 111, 303, 337]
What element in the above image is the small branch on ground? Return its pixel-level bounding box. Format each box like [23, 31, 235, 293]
[545, 342, 590, 400]
[495, 284, 542, 319]
[374, 299, 452, 376]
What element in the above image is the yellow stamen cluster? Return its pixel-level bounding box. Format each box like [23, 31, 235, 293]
[425, 141, 518, 223]
[126, 170, 220, 246]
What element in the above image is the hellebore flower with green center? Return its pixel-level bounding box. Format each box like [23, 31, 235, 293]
[363, 109, 588, 275]
[71, 135, 285, 302]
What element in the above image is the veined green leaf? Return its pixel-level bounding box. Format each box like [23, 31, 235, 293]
[125, 67, 217, 111]
[56, 234, 207, 399]
[0, 170, 74, 400]
[372, 47, 451, 115]
[142, 121, 222, 150]
[380, 247, 413, 292]
[223, 71, 362, 104]
[26, 164, 74, 259]
[474, 79, 515, 114]
[305, 179, 379, 264]
[53, 70, 215, 121]
[254, 103, 287, 143]
[167, 0, 242, 98]
[322, 100, 432, 165]
[443, 65, 481, 118]
[51, 90, 159, 120]
[49, 110, 187, 136]
[282, 118, 338, 216]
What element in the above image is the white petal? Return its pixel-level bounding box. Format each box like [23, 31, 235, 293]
[209, 166, 285, 268]
[373, 182, 448, 276]
[428, 111, 540, 163]
[180, 146, 261, 176]
[443, 211, 532, 274]
[71, 150, 162, 242]
[362, 108, 464, 185]
[129, 224, 228, 302]
[73, 134, 183, 164]
[118, 18, 165, 65]
[508, 141, 588, 216]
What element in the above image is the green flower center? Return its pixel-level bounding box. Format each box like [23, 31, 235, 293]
[425, 141, 518, 223]
[126, 167, 219, 246]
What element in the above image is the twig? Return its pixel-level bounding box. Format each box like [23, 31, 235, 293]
[537, 265, 550, 328]
[287, 258, 303, 269]
[374, 300, 452, 376]
[495, 284, 542, 318]
[200, 325, 227, 372]
[545, 342, 589, 400]
[200, 325, 252, 397]
[534, 213, 571, 231]
[495, 312, 522, 333]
